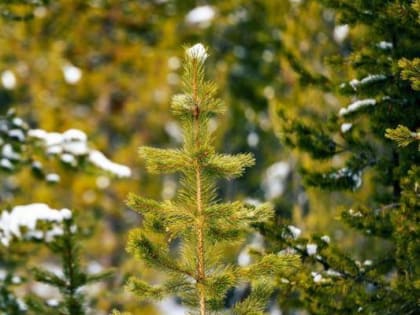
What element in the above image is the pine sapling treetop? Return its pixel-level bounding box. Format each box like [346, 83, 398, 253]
[125, 43, 299, 314]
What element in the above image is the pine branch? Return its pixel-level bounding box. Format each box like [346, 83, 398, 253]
[398, 58, 420, 91]
[232, 280, 273, 315]
[385, 125, 420, 148]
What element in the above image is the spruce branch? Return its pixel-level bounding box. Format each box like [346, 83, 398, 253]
[138, 147, 191, 174]
[398, 58, 420, 91]
[385, 125, 420, 148]
[232, 280, 273, 315]
[205, 153, 255, 178]
[125, 277, 164, 299]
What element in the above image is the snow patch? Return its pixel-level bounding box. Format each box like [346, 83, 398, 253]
[326, 269, 342, 277]
[349, 208, 363, 217]
[1, 70, 17, 89]
[0, 203, 72, 246]
[46, 299, 59, 307]
[46, 173, 60, 183]
[29, 128, 131, 177]
[89, 150, 131, 178]
[8, 129, 25, 142]
[62, 64, 82, 84]
[186, 43, 208, 62]
[311, 272, 323, 283]
[339, 99, 376, 116]
[349, 74, 386, 90]
[340, 123, 352, 133]
[12, 117, 25, 127]
[185, 5, 215, 27]
[0, 158, 13, 170]
[377, 41, 393, 50]
[2, 144, 21, 160]
[306, 243, 317, 255]
[61, 153, 76, 166]
[333, 24, 349, 43]
[288, 225, 301, 239]
[321, 235, 330, 243]
[328, 168, 362, 189]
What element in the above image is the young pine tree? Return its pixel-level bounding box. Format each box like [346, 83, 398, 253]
[26, 217, 113, 315]
[125, 44, 299, 314]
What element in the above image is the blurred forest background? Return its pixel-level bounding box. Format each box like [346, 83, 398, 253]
[0, 0, 418, 314]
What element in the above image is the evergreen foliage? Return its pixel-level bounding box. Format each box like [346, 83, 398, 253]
[268, 0, 420, 313]
[26, 217, 113, 315]
[0, 264, 26, 314]
[125, 44, 300, 314]
[0, 1, 419, 314]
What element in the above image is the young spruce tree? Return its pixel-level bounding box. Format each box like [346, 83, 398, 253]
[26, 217, 113, 315]
[125, 44, 299, 314]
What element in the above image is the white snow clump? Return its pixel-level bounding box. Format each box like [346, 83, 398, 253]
[1, 70, 17, 89]
[306, 243, 318, 255]
[349, 74, 386, 90]
[0, 203, 72, 247]
[186, 43, 208, 62]
[185, 5, 215, 27]
[28, 128, 131, 177]
[333, 24, 349, 43]
[340, 123, 353, 133]
[62, 64, 82, 84]
[339, 99, 376, 116]
[288, 225, 302, 239]
[88, 150, 131, 178]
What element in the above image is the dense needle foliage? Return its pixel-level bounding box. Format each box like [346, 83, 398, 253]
[125, 44, 300, 314]
[266, 0, 420, 314]
[0, 1, 418, 314]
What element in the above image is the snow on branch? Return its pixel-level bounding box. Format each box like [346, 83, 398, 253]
[349, 74, 386, 90]
[28, 128, 131, 178]
[0, 203, 72, 246]
[88, 150, 131, 178]
[338, 99, 376, 117]
[186, 43, 208, 62]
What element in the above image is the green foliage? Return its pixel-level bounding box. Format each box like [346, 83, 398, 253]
[385, 124, 420, 149]
[399, 58, 420, 90]
[26, 218, 113, 315]
[0, 0, 418, 314]
[0, 272, 26, 315]
[126, 45, 300, 314]
[269, 0, 420, 313]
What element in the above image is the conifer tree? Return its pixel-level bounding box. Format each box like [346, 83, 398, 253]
[26, 216, 113, 315]
[267, 0, 419, 313]
[124, 44, 299, 314]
